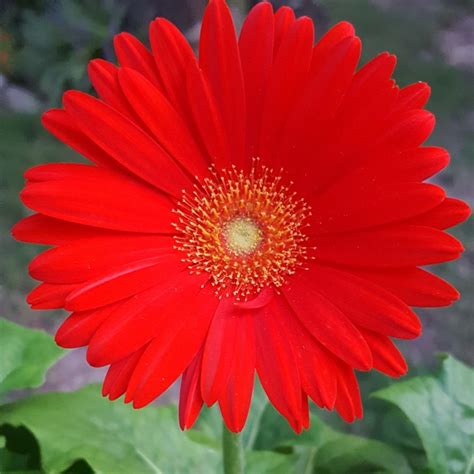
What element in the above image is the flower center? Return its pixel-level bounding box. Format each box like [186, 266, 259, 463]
[173, 163, 311, 300]
[222, 217, 263, 256]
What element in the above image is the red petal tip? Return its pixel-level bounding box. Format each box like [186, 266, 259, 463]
[332, 20, 355, 36]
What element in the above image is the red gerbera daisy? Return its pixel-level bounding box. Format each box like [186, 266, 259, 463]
[14, 0, 470, 433]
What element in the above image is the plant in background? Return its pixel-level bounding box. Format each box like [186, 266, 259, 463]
[10, 0, 471, 472]
[10, 0, 127, 105]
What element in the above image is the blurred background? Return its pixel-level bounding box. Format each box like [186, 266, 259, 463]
[0, 0, 473, 431]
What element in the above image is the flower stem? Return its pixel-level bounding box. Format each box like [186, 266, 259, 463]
[222, 424, 244, 474]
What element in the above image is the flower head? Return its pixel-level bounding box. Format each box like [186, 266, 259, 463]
[174, 162, 312, 299]
[14, 0, 470, 433]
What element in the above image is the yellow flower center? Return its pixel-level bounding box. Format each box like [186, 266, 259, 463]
[222, 216, 263, 256]
[173, 163, 311, 300]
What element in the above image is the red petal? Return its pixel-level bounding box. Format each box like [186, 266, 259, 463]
[308, 264, 421, 339]
[310, 182, 445, 235]
[102, 346, 147, 400]
[302, 34, 361, 120]
[273, 7, 295, 57]
[349, 267, 460, 308]
[254, 298, 304, 432]
[301, 36, 360, 122]
[359, 329, 407, 377]
[313, 225, 463, 267]
[200, 0, 246, 168]
[88, 60, 135, 117]
[24, 163, 90, 182]
[283, 277, 373, 370]
[326, 147, 450, 189]
[42, 109, 117, 169]
[349, 52, 396, 92]
[55, 302, 121, 348]
[259, 17, 314, 163]
[373, 109, 435, 151]
[27, 283, 76, 309]
[12, 214, 118, 246]
[179, 349, 204, 430]
[334, 362, 363, 422]
[21, 164, 174, 233]
[239, 2, 274, 159]
[310, 21, 355, 72]
[186, 63, 231, 169]
[402, 197, 471, 230]
[219, 311, 255, 432]
[313, 55, 397, 190]
[126, 284, 218, 408]
[65, 253, 185, 311]
[279, 36, 361, 186]
[63, 91, 191, 196]
[87, 272, 211, 367]
[113, 32, 162, 88]
[118, 67, 208, 178]
[201, 298, 242, 405]
[393, 82, 431, 112]
[149, 18, 196, 119]
[336, 52, 397, 143]
[29, 235, 173, 284]
[277, 296, 337, 409]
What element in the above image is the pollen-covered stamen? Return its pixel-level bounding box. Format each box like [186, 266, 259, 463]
[173, 163, 312, 300]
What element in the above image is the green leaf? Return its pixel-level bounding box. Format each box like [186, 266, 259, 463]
[0, 426, 42, 472]
[313, 435, 412, 474]
[252, 402, 411, 474]
[245, 450, 296, 474]
[0, 445, 33, 473]
[440, 354, 474, 408]
[0, 319, 64, 396]
[0, 384, 220, 473]
[373, 355, 474, 474]
[290, 421, 412, 474]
